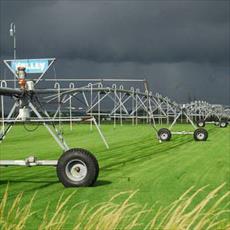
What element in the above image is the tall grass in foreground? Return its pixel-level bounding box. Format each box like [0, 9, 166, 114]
[0, 184, 229, 230]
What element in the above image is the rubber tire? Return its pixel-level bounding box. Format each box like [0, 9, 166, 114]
[158, 128, 171, 141]
[57, 148, 99, 187]
[219, 120, 228, 128]
[197, 119, 205, 127]
[193, 128, 208, 141]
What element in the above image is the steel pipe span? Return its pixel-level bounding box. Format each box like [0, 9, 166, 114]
[0, 80, 229, 125]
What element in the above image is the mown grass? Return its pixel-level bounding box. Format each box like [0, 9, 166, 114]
[0, 123, 229, 228]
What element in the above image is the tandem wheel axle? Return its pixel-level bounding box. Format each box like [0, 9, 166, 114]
[157, 128, 208, 142]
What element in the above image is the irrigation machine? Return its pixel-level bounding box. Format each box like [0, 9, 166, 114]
[1, 58, 229, 186]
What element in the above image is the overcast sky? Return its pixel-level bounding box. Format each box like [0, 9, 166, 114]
[0, 0, 229, 104]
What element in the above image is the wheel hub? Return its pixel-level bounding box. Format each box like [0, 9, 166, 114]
[197, 133, 205, 140]
[161, 133, 168, 140]
[66, 160, 88, 182]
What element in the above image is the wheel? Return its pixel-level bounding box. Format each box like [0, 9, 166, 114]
[193, 128, 208, 141]
[219, 120, 228, 128]
[57, 148, 99, 187]
[196, 119, 205, 127]
[158, 128, 171, 141]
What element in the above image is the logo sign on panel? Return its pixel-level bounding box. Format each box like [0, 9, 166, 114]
[11, 59, 49, 74]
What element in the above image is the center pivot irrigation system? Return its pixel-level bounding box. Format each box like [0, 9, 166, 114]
[0, 58, 229, 187]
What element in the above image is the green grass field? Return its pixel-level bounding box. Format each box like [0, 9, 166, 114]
[0, 123, 229, 229]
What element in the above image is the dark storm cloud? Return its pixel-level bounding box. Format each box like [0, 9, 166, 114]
[54, 59, 229, 104]
[0, 0, 229, 64]
[0, 0, 229, 104]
